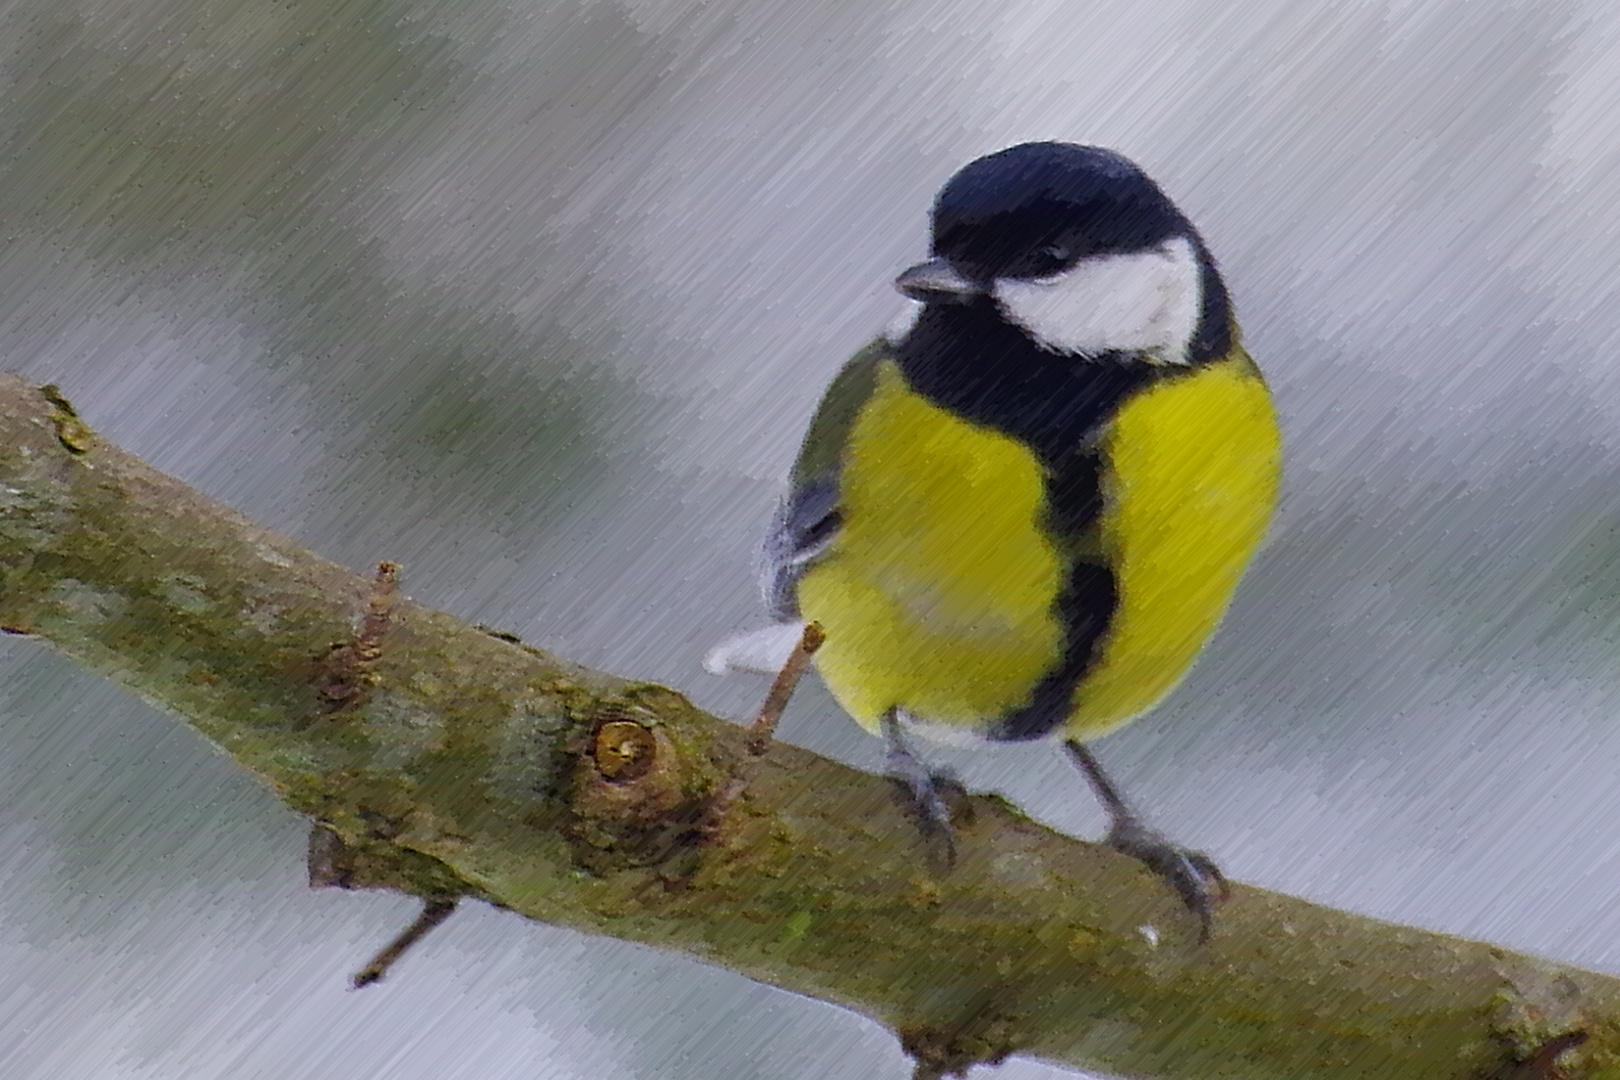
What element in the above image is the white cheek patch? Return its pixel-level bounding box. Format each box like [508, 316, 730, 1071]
[993, 236, 1203, 363]
[884, 301, 922, 345]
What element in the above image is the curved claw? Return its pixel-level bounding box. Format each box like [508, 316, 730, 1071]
[882, 713, 965, 874]
[1107, 822, 1228, 942]
[1185, 850, 1231, 903]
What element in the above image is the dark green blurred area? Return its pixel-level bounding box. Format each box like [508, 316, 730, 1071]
[0, 0, 639, 534]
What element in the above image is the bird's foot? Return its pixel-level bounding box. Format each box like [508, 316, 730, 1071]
[1106, 819, 1229, 942]
[886, 751, 964, 874]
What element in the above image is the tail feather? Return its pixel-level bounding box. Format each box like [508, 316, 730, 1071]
[703, 622, 808, 676]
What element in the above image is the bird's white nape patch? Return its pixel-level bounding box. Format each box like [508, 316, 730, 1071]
[994, 236, 1202, 363]
[885, 301, 922, 344]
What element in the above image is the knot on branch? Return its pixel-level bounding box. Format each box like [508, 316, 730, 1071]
[1485, 965, 1599, 1079]
[898, 1014, 1018, 1080]
[563, 703, 731, 876]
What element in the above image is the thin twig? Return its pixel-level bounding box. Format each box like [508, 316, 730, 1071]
[744, 621, 824, 755]
[351, 898, 459, 989]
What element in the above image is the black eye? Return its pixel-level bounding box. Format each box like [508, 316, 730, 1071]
[1030, 243, 1072, 277]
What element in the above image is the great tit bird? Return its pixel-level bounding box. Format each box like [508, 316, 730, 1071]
[707, 141, 1282, 935]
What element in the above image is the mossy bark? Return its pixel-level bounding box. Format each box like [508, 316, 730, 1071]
[0, 373, 1613, 1080]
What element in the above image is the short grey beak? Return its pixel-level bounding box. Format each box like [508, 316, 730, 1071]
[894, 257, 985, 303]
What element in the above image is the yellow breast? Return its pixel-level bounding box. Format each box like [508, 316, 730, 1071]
[796, 360, 1067, 734]
[1069, 349, 1281, 738]
[796, 349, 1281, 744]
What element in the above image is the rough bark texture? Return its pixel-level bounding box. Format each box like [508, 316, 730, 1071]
[0, 373, 1614, 1080]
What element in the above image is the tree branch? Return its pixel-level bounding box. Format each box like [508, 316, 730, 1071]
[0, 373, 1614, 1080]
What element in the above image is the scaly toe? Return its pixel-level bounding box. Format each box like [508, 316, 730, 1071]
[886, 766, 959, 873]
[1107, 822, 1226, 942]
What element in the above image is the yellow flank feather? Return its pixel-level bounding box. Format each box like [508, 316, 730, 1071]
[1069, 348, 1281, 739]
[796, 360, 1066, 735]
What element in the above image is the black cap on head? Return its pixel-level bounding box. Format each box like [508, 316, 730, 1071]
[930, 142, 1190, 282]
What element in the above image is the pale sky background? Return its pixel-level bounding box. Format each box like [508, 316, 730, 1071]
[3, 1, 1620, 1077]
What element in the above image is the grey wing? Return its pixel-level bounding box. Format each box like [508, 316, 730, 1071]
[758, 339, 888, 620]
[762, 477, 842, 619]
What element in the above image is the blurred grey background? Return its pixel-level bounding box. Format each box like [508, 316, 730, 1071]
[2, 0, 1619, 1076]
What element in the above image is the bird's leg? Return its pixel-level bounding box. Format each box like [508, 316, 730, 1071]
[883, 710, 962, 872]
[1064, 740, 1228, 941]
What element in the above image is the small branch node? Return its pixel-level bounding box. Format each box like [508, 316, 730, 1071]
[315, 560, 401, 711]
[306, 823, 356, 889]
[1485, 1030, 1590, 1080]
[38, 383, 95, 454]
[593, 718, 658, 781]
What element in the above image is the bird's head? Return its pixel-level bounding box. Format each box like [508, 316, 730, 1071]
[896, 142, 1216, 363]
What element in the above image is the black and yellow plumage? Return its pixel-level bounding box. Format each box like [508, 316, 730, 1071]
[715, 142, 1281, 934]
